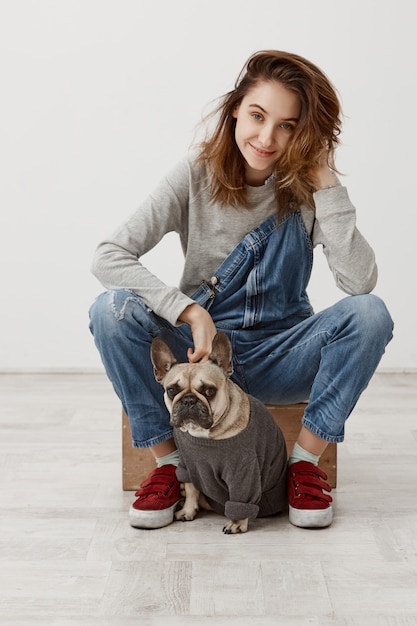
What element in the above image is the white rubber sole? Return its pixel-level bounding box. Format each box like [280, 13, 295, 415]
[289, 504, 333, 529]
[129, 500, 182, 529]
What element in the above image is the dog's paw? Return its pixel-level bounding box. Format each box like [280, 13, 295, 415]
[175, 506, 198, 522]
[222, 518, 249, 534]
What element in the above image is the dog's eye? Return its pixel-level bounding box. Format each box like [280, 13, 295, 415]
[204, 386, 217, 399]
[166, 387, 177, 400]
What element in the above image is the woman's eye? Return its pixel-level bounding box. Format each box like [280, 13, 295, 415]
[281, 122, 293, 130]
[251, 113, 263, 121]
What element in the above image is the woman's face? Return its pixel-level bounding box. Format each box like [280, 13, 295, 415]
[233, 80, 301, 186]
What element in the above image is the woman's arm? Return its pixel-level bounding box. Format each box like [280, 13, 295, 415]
[91, 158, 195, 325]
[310, 164, 377, 294]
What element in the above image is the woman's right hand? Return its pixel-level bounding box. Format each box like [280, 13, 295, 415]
[178, 303, 217, 363]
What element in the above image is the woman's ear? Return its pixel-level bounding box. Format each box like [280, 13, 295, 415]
[232, 104, 239, 119]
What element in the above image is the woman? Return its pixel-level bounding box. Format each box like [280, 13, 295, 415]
[89, 50, 393, 530]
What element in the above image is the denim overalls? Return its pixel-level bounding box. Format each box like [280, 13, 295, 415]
[89, 211, 393, 448]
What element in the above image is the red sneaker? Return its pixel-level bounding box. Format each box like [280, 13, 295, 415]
[287, 461, 333, 528]
[129, 465, 182, 529]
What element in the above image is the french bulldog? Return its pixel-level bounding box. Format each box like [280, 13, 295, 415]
[151, 331, 287, 534]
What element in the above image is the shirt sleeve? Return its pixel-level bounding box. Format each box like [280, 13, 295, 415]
[176, 462, 191, 484]
[90, 157, 195, 325]
[223, 456, 263, 521]
[312, 185, 378, 294]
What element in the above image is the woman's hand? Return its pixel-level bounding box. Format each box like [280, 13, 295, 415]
[309, 149, 337, 191]
[178, 303, 217, 363]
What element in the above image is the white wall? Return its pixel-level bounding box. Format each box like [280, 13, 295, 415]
[0, 0, 415, 372]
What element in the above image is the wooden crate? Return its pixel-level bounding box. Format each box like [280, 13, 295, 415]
[122, 403, 337, 490]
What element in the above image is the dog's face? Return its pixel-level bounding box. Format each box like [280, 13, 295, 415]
[151, 332, 233, 435]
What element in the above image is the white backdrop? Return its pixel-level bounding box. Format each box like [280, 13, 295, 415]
[0, 0, 415, 372]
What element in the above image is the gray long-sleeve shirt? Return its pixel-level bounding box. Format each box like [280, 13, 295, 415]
[91, 153, 377, 325]
[174, 395, 288, 520]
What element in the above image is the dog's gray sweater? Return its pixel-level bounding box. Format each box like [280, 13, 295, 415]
[174, 395, 288, 521]
[91, 153, 377, 327]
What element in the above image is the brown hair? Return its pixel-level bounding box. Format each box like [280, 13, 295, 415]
[197, 50, 342, 214]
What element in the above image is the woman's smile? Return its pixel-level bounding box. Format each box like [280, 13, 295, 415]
[248, 143, 276, 158]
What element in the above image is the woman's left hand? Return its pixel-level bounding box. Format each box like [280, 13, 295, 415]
[310, 151, 337, 191]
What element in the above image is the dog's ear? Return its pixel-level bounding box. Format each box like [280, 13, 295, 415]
[151, 337, 178, 383]
[209, 331, 233, 378]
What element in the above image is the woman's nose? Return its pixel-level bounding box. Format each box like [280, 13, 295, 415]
[258, 125, 275, 148]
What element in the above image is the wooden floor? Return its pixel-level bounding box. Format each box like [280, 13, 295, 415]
[0, 372, 416, 625]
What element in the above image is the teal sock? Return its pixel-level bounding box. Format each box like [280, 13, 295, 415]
[289, 442, 320, 467]
[156, 450, 180, 468]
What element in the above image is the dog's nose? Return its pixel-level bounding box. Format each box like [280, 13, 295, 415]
[181, 393, 197, 407]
